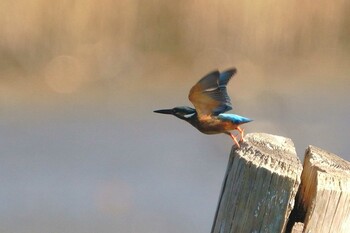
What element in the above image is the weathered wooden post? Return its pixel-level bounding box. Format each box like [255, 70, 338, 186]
[291, 145, 350, 232]
[211, 133, 303, 233]
[211, 132, 350, 233]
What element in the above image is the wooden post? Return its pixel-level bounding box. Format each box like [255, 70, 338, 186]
[293, 145, 350, 233]
[290, 222, 304, 233]
[211, 133, 303, 233]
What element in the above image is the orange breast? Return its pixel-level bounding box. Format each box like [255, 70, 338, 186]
[196, 117, 238, 134]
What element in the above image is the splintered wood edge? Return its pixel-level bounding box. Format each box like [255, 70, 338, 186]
[299, 145, 350, 231]
[238, 133, 302, 180]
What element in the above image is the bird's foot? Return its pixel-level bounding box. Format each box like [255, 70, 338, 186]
[228, 132, 240, 148]
[237, 127, 245, 142]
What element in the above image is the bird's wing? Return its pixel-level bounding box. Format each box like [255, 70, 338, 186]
[188, 68, 236, 116]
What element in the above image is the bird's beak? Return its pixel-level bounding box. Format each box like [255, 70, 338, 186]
[154, 109, 173, 115]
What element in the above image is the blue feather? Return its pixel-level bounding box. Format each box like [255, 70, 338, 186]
[218, 113, 252, 124]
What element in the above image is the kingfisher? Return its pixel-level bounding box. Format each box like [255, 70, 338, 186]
[154, 68, 252, 147]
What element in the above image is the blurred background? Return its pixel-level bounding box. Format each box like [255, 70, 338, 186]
[0, 0, 349, 232]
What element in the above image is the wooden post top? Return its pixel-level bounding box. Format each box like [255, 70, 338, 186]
[239, 133, 302, 180]
[305, 145, 350, 185]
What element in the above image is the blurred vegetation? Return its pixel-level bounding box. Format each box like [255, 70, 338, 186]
[0, 0, 349, 104]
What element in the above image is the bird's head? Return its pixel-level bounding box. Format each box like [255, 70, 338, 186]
[154, 106, 196, 120]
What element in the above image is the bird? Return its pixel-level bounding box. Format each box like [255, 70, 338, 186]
[154, 68, 252, 147]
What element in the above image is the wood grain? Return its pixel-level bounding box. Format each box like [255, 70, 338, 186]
[211, 133, 303, 233]
[295, 145, 350, 233]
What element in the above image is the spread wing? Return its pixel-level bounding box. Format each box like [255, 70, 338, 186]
[188, 68, 236, 116]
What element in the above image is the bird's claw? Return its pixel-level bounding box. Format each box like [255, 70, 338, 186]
[226, 127, 247, 147]
[237, 127, 245, 142]
[228, 132, 240, 148]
